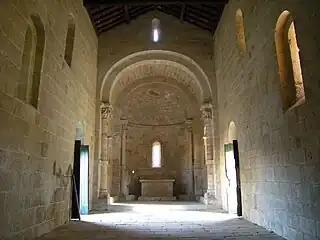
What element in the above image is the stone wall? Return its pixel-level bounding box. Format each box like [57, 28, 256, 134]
[96, 11, 217, 201]
[126, 124, 188, 197]
[108, 81, 206, 198]
[214, 0, 320, 239]
[0, 0, 97, 239]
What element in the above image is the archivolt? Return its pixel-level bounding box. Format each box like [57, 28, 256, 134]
[109, 60, 203, 104]
[100, 50, 212, 104]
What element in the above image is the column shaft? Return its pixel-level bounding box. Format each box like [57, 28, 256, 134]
[99, 103, 113, 198]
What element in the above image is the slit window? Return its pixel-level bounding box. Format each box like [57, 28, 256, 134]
[152, 141, 161, 168]
[18, 14, 45, 109]
[152, 18, 160, 42]
[236, 9, 246, 55]
[64, 16, 75, 66]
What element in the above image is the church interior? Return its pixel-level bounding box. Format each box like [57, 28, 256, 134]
[0, 0, 319, 239]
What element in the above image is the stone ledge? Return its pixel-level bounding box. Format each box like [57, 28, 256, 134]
[138, 196, 177, 201]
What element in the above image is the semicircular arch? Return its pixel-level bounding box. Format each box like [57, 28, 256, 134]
[100, 50, 212, 104]
[109, 59, 203, 105]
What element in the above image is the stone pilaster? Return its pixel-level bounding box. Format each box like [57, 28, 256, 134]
[99, 102, 113, 198]
[119, 118, 128, 199]
[185, 118, 195, 199]
[201, 103, 215, 202]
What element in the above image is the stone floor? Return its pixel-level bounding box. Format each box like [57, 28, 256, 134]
[37, 202, 285, 240]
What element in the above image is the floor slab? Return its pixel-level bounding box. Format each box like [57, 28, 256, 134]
[36, 203, 285, 240]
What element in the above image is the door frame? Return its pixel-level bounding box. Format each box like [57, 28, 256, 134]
[224, 140, 242, 216]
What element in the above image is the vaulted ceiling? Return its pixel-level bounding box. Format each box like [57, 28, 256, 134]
[83, 1, 229, 35]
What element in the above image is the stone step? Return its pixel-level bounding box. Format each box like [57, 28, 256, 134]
[90, 200, 223, 213]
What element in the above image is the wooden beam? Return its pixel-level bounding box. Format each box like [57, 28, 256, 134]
[98, 18, 125, 34]
[129, 5, 154, 18]
[180, 4, 186, 23]
[91, 5, 123, 20]
[96, 14, 124, 29]
[95, 11, 124, 28]
[129, 5, 153, 15]
[84, 0, 228, 4]
[124, 4, 130, 23]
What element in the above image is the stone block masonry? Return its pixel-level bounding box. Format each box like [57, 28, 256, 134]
[0, 0, 98, 239]
[214, 0, 320, 239]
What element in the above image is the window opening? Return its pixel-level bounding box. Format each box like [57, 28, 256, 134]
[152, 18, 160, 42]
[18, 14, 45, 109]
[236, 9, 246, 55]
[64, 16, 75, 66]
[275, 10, 305, 111]
[152, 141, 161, 168]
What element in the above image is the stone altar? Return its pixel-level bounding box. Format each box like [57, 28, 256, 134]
[138, 179, 176, 201]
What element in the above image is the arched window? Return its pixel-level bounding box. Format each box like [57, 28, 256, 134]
[64, 16, 75, 66]
[151, 18, 160, 43]
[152, 141, 161, 168]
[275, 10, 305, 112]
[18, 14, 45, 108]
[236, 9, 246, 55]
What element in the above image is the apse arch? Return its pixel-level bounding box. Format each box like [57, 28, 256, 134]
[109, 59, 203, 105]
[115, 77, 198, 106]
[100, 50, 212, 104]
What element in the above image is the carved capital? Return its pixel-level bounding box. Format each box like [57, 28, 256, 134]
[200, 103, 212, 120]
[120, 118, 128, 131]
[100, 102, 113, 119]
[185, 118, 193, 131]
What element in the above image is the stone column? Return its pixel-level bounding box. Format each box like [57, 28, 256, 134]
[119, 118, 128, 199]
[99, 102, 113, 198]
[185, 119, 195, 199]
[201, 103, 215, 203]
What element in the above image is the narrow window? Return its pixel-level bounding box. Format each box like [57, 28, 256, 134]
[152, 141, 161, 168]
[236, 9, 246, 55]
[18, 14, 45, 108]
[64, 16, 75, 66]
[18, 26, 33, 102]
[275, 11, 305, 112]
[151, 18, 160, 42]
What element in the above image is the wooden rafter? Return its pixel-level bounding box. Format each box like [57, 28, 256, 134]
[124, 4, 130, 23]
[180, 4, 186, 23]
[84, 1, 229, 35]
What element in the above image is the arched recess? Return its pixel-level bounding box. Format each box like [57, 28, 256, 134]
[228, 121, 237, 142]
[236, 9, 246, 55]
[64, 15, 75, 66]
[224, 121, 242, 216]
[275, 10, 305, 112]
[18, 14, 45, 108]
[115, 80, 198, 121]
[75, 121, 85, 144]
[109, 60, 203, 105]
[100, 50, 213, 105]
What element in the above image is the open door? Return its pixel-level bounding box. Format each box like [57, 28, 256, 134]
[71, 141, 89, 219]
[71, 140, 81, 219]
[79, 145, 89, 215]
[224, 140, 242, 216]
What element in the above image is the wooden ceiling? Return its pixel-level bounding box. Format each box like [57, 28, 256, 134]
[83, 1, 229, 35]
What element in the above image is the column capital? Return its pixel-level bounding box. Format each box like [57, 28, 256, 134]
[100, 102, 113, 119]
[200, 103, 213, 120]
[185, 118, 193, 131]
[120, 118, 128, 130]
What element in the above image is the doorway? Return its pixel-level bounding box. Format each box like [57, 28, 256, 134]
[224, 140, 242, 216]
[72, 140, 89, 219]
